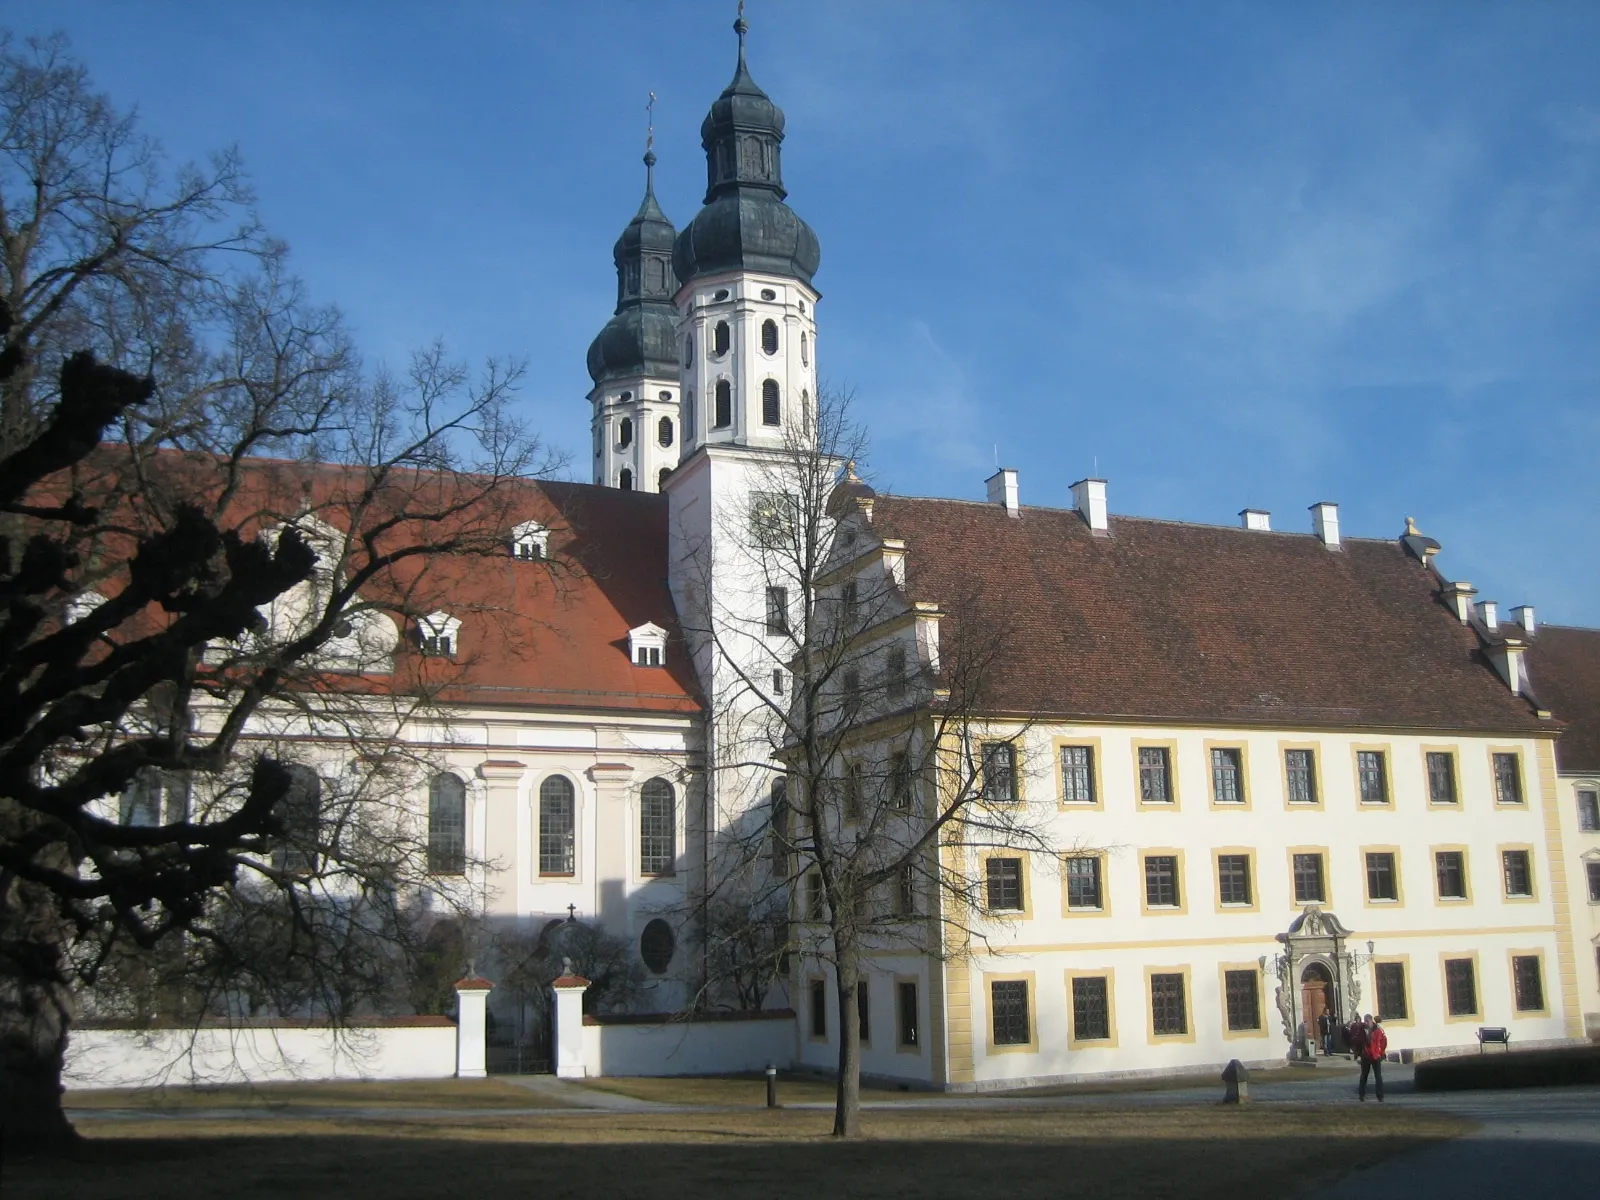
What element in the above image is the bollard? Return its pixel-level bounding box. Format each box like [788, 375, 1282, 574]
[765, 1065, 778, 1108]
[1220, 1058, 1250, 1105]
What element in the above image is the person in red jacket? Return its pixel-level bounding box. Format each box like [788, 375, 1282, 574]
[1359, 1014, 1388, 1102]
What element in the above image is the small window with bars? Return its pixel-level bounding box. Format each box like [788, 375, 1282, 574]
[991, 979, 1030, 1046]
[1375, 962, 1408, 1020]
[1502, 849, 1533, 898]
[1071, 976, 1111, 1041]
[981, 742, 1017, 803]
[761, 318, 779, 355]
[894, 864, 917, 916]
[889, 752, 913, 811]
[1493, 753, 1524, 804]
[1210, 748, 1244, 804]
[761, 378, 781, 426]
[1427, 752, 1458, 804]
[985, 857, 1025, 912]
[1444, 958, 1477, 1017]
[1224, 970, 1261, 1032]
[1284, 749, 1317, 804]
[897, 981, 919, 1047]
[714, 379, 732, 428]
[1138, 746, 1173, 803]
[1060, 745, 1095, 804]
[1357, 750, 1389, 804]
[1065, 856, 1103, 910]
[765, 586, 789, 635]
[1150, 973, 1187, 1036]
[1144, 855, 1180, 908]
[1512, 955, 1544, 1012]
[1434, 850, 1467, 900]
[1365, 851, 1398, 901]
[1292, 852, 1326, 904]
[1588, 861, 1600, 904]
[1217, 854, 1253, 906]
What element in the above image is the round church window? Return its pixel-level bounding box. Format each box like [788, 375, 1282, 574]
[640, 919, 675, 975]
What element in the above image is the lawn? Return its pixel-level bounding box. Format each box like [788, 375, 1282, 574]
[63, 1077, 570, 1111]
[575, 1071, 913, 1106]
[11, 1102, 1467, 1199]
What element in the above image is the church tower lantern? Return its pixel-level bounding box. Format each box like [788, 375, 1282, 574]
[586, 122, 683, 492]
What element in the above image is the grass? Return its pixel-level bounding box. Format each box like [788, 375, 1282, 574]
[575, 1072, 912, 1106]
[11, 1102, 1468, 1199]
[64, 1077, 570, 1111]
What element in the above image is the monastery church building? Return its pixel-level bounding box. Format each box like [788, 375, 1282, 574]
[140, 17, 1597, 1089]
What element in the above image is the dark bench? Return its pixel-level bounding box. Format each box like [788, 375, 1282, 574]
[1477, 1026, 1511, 1053]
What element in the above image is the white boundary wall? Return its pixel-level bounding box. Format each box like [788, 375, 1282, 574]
[580, 1014, 795, 1077]
[65, 1023, 458, 1089]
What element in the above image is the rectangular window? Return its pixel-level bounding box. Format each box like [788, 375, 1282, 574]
[805, 871, 824, 921]
[1060, 745, 1095, 804]
[1292, 853, 1326, 904]
[1493, 753, 1524, 804]
[841, 764, 862, 821]
[841, 670, 862, 708]
[1144, 855, 1180, 908]
[1434, 851, 1467, 900]
[1512, 956, 1544, 1012]
[772, 668, 785, 696]
[981, 742, 1017, 802]
[1224, 970, 1261, 1032]
[1065, 856, 1103, 910]
[895, 864, 917, 916]
[810, 979, 828, 1038]
[1285, 749, 1317, 804]
[1365, 851, 1398, 902]
[1427, 752, 1458, 804]
[890, 752, 913, 811]
[897, 981, 919, 1048]
[857, 980, 871, 1043]
[1138, 746, 1172, 803]
[1357, 751, 1389, 804]
[749, 491, 794, 548]
[1217, 853, 1253, 906]
[1150, 973, 1187, 1036]
[1444, 958, 1477, 1017]
[885, 644, 908, 702]
[1578, 789, 1600, 831]
[1210, 748, 1245, 804]
[1588, 861, 1600, 904]
[768, 779, 789, 871]
[765, 586, 789, 635]
[986, 857, 1024, 912]
[991, 980, 1030, 1046]
[840, 580, 859, 629]
[1071, 976, 1111, 1041]
[1502, 850, 1533, 898]
[1375, 962, 1408, 1021]
[639, 784, 676, 876]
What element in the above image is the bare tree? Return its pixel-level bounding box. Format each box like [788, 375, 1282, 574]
[679, 388, 1052, 1137]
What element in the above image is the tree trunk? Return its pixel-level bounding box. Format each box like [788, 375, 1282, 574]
[831, 936, 861, 1138]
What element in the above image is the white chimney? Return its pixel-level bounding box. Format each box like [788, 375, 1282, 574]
[1474, 600, 1498, 631]
[1071, 477, 1109, 534]
[1310, 502, 1341, 549]
[986, 467, 1020, 517]
[1240, 509, 1271, 531]
[1511, 605, 1536, 633]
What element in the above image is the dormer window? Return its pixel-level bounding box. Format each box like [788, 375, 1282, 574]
[511, 520, 549, 561]
[418, 611, 461, 658]
[628, 622, 668, 667]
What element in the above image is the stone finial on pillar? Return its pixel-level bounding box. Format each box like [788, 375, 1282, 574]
[454, 975, 494, 1079]
[551, 963, 593, 1080]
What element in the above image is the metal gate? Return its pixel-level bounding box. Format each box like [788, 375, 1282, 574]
[486, 990, 553, 1075]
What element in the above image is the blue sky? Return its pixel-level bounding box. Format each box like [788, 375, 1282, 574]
[10, 1, 1599, 625]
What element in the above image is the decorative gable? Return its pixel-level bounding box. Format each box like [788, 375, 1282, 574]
[628, 622, 667, 667]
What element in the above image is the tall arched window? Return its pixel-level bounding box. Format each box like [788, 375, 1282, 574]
[657, 467, 671, 490]
[640, 777, 676, 876]
[274, 764, 321, 874]
[683, 332, 694, 368]
[714, 379, 732, 429]
[539, 775, 576, 875]
[428, 773, 466, 875]
[713, 321, 730, 357]
[619, 468, 633, 491]
[802, 388, 811, 427]
[618, 417, 633, 448]
[801, 331, 809, 366]
[683, 391, 696, 441]
[762, 379, 781, 426]
[657, 416, 674, 447]
[761, 319, 779, 355]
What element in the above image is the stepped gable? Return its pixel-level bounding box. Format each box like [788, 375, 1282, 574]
[869, 495, 1547, 734]
[1524, 625, 1600, 772]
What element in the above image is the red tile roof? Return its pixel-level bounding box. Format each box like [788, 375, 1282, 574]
[1524, 625, 1600, 773]
[869, 497, 1548, 734]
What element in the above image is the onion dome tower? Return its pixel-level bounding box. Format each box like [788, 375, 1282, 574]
[586, 141, 683, 492]
[672, 12, 821, 457]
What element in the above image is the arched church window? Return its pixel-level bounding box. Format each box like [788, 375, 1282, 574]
[538, 775, 575, 876]
[713, 321, 730, 357]
[619, 468, 633, 491]
[640, 919, 675, 975]
[762, 379, 781, 427]
[640, 778, 676, 876]
[427, 774, 466, 875]
[618, 417, 633, 448]
[658, 467, 671, 491]
[684, 333, 694, 369]
[657, 416, 674, 447]
[714, 380, 732, 429]
[800, 332, 809, 366]
[761, 319, 779, 355]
